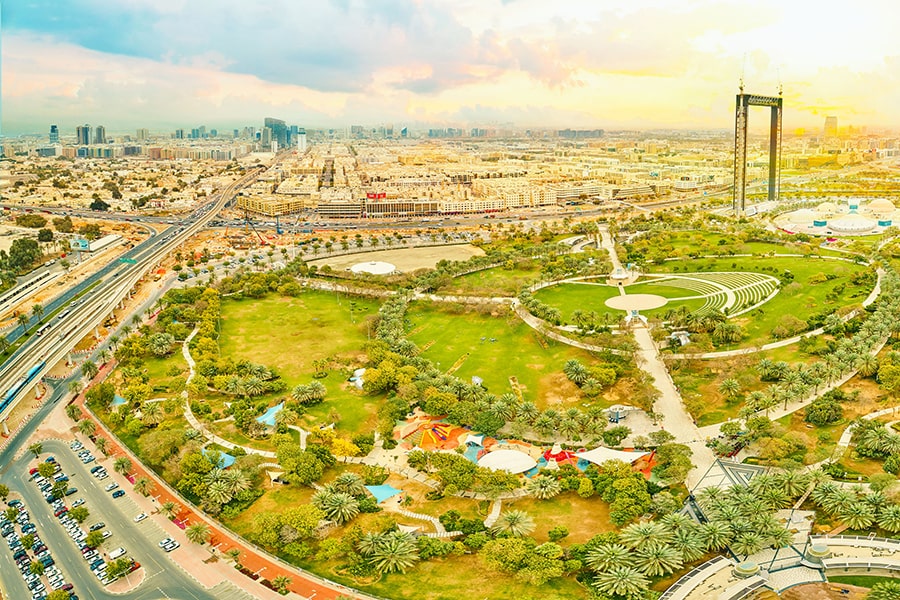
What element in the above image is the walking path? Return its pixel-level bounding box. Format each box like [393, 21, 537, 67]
[483, 499, 503, 528]
[631, 326, 718, 489]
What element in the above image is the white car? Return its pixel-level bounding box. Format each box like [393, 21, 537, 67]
[133, 513, 147, 523]
[104, 483, 118, 492]
[158, 538, 174, 548]
[71, 498, 85, 508]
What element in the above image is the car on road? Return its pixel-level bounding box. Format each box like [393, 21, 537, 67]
[133, 513, 147, 523]
[104, 483, 118, 492]
[111, 490, 124, 499]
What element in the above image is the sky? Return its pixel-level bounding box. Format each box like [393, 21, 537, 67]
[1, 0, 899, 135]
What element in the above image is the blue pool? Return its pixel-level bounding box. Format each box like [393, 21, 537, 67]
[256, 402, 284, 427]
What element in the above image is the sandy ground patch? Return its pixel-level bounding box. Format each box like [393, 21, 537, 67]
[307, 244, 485, 272]
[780, 582, 869, 600]
[606, 293, 668, 311]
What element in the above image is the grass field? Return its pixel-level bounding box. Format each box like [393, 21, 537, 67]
[827, 575, 898, 589]
[445, 265, 542, 297]
[407, 301, 619, 409]
[218, 290, 383, 433]
[533, 282, 623, 323]
[654, 256, 872, 344]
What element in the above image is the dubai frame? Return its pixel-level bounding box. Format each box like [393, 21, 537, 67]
[733, 86, 783, 217]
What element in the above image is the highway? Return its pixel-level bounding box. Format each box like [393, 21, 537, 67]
[1, 438, 254, 600]
[0, 168, 263, 423]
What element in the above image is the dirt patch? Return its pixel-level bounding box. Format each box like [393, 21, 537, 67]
[539, 373, 582, 407]
[307, 244, 485, 273]
[780, 582, 868, 600]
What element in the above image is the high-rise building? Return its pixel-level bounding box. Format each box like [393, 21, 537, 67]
[261, 126, 273, 149]
[136, 128, 149, 142]
[94, 125, 106, 144]
[49, 125, 59, 144]
[824, 116, 838, 138]
[297, 128, 307, 153]
[175, 129, 184, 139]
[191, 128, 200, 139]
[263, 117, 287, 149]
[198, 125, 207, 138]
[76, 124, 91, 146]
[210, 129, 218, 138]
[233, 129, 240, 139]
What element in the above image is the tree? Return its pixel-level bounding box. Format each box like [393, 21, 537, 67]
[114, 456, 132, 476]
[368, 531, 420, 574]
[272, 575, 292, 593]
[94, 437, 110, 456]
[585, 543, 631, 572]
[0, 484, 7, 500]
[38, 228, 54, 243]
[89, 198, 110, 211]
[718, 378, 741, 401]
[634, 544, 683, 577]
[312, 490, 359, 525]
[866, 580, 900, 600]
[141, 401, 164, 426]
[68, 380, 83, 396]
[69, 506, 89, 523]
[619, 521, 672, 551]
[592, 566, 649, 600]
[29, 560, 45, 576]
[525, 475, 562, 500]
[185, 523, 211, 545]
[37, 462, 55, 478]
[81, 360, 99, 380]
[840, 502, 876, 531]
[78, 418, 96, 437]
[46, 590, 72, 600]
[160, 501, 179, 520]
[490, 510, 536, 538]
[28, 442, 43, 458]
[805, 396, 843, 426]
[32, 303, 44, 322]
[133, 477, 155, 497]
[877, 504, 900, 533]
[85, 530, 104, 548]
[64, 403, 82, 422]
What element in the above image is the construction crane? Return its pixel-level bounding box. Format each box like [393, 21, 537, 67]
[242, 210, 267, 246]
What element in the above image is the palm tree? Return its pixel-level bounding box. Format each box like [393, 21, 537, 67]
[68, 381, 83, 396]
[271, 575, 291, 593]
[133, 477, 155, 497]
[699, 521, 732, 551]
[225, 547, 242, 565]
[333, 473, 366, 497]
[619, 521, 672, 551]
[113, 457, 132, 476]
[222, 470, 250, 497]
[367, 531, 420, 574]
[670, 528, 705, 562]
[634, 544, 683, 577]
[312, 490, 359, 525]
[160, 501, 178, 520]
[185, 523, 211, 545]
[78, 419, 96, 437]
[28, 442, 43, 458]
[766, 527, 793, 549]
[867, 581, 900, 600]
[840, 502, 876, 531]
[80, 360, 99, 381]
[718, 378, 741, 401]
[141, 401, 164, 426]
[592, 566, 649, 600]
[206, 481, 232, 506]
[16, 313, 29, 331]
[32, 303, 45, 322]
[94, 437, 110, 456]
[776, 470, 809, 498]
[525, 476, 562, 500]
[731, 532, 763, 557]
[585, 543, 631, 572]
[65, 403, 82, 421]
[877, 504, 900, 533]
[490, 510, 536, 538]
[97, 349, 110, 364]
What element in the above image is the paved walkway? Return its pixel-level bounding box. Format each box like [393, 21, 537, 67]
[631, 326, 718, 488]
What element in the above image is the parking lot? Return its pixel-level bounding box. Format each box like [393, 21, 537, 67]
[1, 439, 259, 600]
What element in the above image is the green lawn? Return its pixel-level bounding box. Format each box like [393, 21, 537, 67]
[533, 282, 623, 324]
[218, 290, 383, 433]
[407, 301, 617, 409]
[445, 265, 542, 297]
[624, 281, 701, 299]
[828, 575, 899, 589]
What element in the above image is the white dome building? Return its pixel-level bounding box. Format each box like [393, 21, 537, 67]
[816, 202, 839, 215]
[790, 209, 817, 225]
[829, 213, 876, 233]
[867, 199, 896, 215]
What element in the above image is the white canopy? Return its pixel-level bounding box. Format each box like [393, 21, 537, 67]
[465, 434, 485, 446]
[577, 447, 650, 467]
[477, 449, 536, 474]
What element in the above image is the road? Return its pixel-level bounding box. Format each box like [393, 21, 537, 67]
[0, 168, 263, 422]
[1, 438, 254, 600]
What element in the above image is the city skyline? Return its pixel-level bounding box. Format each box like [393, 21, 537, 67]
[2, 0, 899, 136]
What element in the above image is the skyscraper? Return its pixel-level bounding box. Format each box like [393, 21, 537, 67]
[264, 117, 287, 149]
[136, 128, 149, 142]
[824, 116, 838, 139]
[76, 124, 91, 146]
[49, 125, 59, 144]
[175, 129, 184, 139]
[94, 125, 106, 144]
[297, 128, 307, 153]
[261, 127, 273, 149]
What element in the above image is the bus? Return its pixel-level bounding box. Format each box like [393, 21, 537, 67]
[36, 323, 52, 336]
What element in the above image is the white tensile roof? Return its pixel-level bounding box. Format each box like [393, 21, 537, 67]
[577, 447, 651, 466]
[477, 449, 537, 474]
